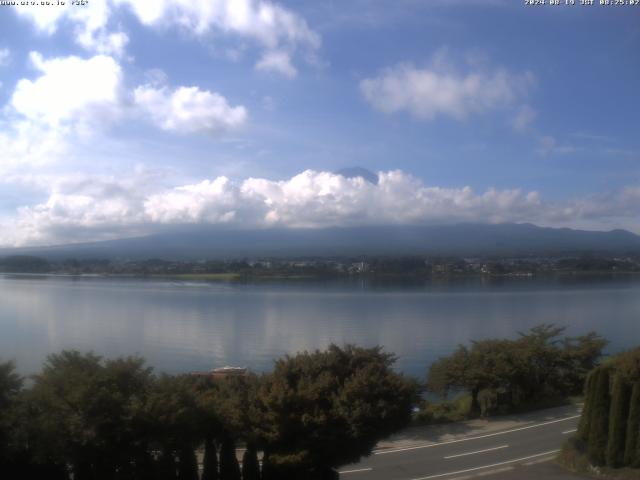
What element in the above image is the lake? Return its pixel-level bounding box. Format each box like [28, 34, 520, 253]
[1, 274, 639, 377]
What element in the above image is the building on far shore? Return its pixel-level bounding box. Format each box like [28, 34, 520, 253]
[191, 366, 247, 380]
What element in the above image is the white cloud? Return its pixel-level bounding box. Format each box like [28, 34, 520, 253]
[0, 48, 10, 66]
[12, 0, 320, 74]
[0, 52, 246, 176]
[255, 50, 297, 78]
[5, 169, 640, 247]
[10, 52, 125, 133]
[0, 52, 126, 175]
[0, 120, 69, 174]
[116, 0, 319, 48]
[360, 59, 534, 120]
[2, 170, 547, 246]
[11, 1, 127, 56]
[134, 84, 248, 134]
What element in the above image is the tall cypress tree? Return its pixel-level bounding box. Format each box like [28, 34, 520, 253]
[202, 437, 219, 480]
[177, 446, 199, 480]
[587, 366, 611, 466]
[624, 382, 640, 467]
[241, 444, 260, 480]
[219, 437, 241, 480]
[606, 374, 631, 467]
[578, 369, 596, 441]
[260, 452, 274, 480]
[157, 451, 178, 480]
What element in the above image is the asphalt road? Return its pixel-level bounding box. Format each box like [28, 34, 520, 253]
[339, 408, 581, 480]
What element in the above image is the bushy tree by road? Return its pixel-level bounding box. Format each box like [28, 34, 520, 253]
[427, 325, 607, 416]
[256, 345, 418, 479]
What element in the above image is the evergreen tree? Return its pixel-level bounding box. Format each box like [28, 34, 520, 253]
[606, 374, 631, 467]
[587, 367, 611, 466]
[0, 361, 22, 472]
[177, 446, 199, 480]
[577, 369, 596, 441]
[624, 382, 640, 467]
[241, 444, 260, 480]
[220, 437, 241, 480]
[202, 437, 219, 480]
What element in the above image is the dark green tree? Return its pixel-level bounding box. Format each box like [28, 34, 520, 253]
[201, 436, 219, 480]
[587, 366, 611, 466]
[177, 446, 199, 480]
[219, 436, 241, 480]
[606, 374, 631, 467]
[624, 382, 640, 467]
[427, 325, 607, 418]
[156, 451, 178, 480]
[145, 374, 205, 480]
[257, 344, 417, 477]
[26, 351, 154, 479]
[561, 332, 608, 395]
[0, 361, 26, 476]
[241, 444, 260, 480]
[577, 369, 596, 441]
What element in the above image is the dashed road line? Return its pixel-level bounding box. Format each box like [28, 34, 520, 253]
[444, 445, 509, 460]
[339, 467, 373, 475]
[562, 428, 577, 435]
[476, 466, 514, 477]
[409, 450, 561, 480]
[375, 415, 579, 455]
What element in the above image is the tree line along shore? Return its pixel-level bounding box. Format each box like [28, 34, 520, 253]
[2, 254, 640, 279]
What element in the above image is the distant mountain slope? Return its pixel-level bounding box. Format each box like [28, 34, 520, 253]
[2, 223, 640, 260]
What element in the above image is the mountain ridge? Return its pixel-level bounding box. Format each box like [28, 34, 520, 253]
[2, 223, 640, 260]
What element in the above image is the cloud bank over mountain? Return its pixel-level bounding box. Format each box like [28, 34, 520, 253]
[3, 169, 640, 247]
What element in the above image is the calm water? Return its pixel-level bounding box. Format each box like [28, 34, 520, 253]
[1, 274, 639, 377]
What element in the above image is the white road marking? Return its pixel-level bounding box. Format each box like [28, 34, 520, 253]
[562, 429, 577, 434]
[410, 450, 560, 480]
[444, 445, 509, 459]
[476, 466, 514, 476]
[375, 415, 580, 455]
[339, 467, 373, 474]
[522, 456, 556, 466]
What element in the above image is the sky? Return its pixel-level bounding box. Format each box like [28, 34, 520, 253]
[0, 0, 638, 247]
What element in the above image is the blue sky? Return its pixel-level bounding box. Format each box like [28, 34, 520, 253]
[0, 0, 638, 246]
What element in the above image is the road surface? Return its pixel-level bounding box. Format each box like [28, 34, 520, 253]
[339, 405, 582, 480]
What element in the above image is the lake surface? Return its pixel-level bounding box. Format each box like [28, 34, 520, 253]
[1, 274, 639, 377]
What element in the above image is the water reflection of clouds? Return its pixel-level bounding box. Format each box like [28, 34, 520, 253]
[1, 276, 639, 376]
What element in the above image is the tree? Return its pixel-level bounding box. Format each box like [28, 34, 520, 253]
[201, 436, 219, 480]
[0, 361, 24, 474]
[426, 325, 607, 418]
[177, 446, 199, 480]
[586, 366, 611, 466]
[241, 444, 260, 480]
[26, 351, 154, 479]
[219, 436, 241, 480]
[606, 374, 631, 467]
[257, 345, 417, 478]
[145, 374, 205, 477]
[577, 369, 596, 441]
[561, 332, 609, 395]
[624, 382, 640, 467]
